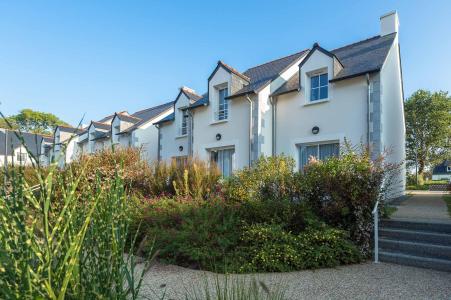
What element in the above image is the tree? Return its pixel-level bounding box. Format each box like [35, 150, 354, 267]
[0, 109, 70, 135]
[405, 90, 451, 180]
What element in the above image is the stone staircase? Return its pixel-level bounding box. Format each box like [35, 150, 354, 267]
[379, 219, 451, 272]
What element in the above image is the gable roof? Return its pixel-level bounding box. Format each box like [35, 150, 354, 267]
[228, 50, 310, 99]
[0, 130, 50, 156]
[118, 101, 174, 133]
[90, 121, 110, 131]
[114, 112, 141, 124]
[272, 33, 397, 96]
[208, 61, 250, 83]
[55, 125, 82, 134]
[180, 87, 203, 103]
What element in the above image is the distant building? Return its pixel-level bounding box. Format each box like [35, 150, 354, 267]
[432, 160, 451, 181]
[0, 129, 53, 166]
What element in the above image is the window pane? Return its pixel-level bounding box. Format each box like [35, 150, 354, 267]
[319, 143, 339, 160]
[320, 86, 328, 99]
[311, 88, 319, 101]
[320, 73, 328, 86]
[311, 75, 319, 88]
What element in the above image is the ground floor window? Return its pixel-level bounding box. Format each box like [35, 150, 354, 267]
[173, 155, 188, 167]
[299, 142, 339, 171]
[210, 147, 234, 177]
[16, 152, 27, 162]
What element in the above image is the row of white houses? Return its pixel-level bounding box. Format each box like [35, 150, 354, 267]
[4, 12, 407, 195]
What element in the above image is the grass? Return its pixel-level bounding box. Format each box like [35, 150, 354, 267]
[443, 194, 451, 217]
[382, 205, 398, 218]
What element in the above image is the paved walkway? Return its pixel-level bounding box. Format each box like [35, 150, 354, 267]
[391, 191, 451, 223]
[138, 262, 451, 299]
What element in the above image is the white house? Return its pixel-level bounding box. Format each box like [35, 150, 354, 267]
[432, 160, 451, 181]
[0, 129, 53, 167]
[64, 102, 174, 164]
[157, 11, 406, 195]
[52, 125, 83, 168]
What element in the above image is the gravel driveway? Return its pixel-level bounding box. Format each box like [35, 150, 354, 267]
[137, 261, 451, 299]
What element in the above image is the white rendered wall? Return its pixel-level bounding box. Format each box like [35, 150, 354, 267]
[380, 34, 406, 196]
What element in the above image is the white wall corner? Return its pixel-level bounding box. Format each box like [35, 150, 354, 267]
[380, 11, 399, 36]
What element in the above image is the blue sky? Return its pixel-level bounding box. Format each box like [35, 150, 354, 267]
[0, 0, 450, 126]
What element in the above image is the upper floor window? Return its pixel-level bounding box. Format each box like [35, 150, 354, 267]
[217, 87, 229, 121]
[310, 73, 328, 101]
[16, 152, 27, 162]
[180, 109, 188, 135]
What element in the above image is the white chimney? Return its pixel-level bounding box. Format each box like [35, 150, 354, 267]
[380, 11, 399, 36]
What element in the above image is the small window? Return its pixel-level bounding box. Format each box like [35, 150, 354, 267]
[180, 109, 188, 135]
[217, 87, 229, 121]
[299, 142, 339, 171]
[310, 73, 328, 101]
[447, 166, 451, 172]
[16, 152, 27, 162]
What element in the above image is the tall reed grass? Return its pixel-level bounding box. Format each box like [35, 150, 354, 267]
[0, 162, 150, 299]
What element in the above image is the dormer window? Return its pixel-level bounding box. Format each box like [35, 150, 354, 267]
[217, 87, 229, 121]
[310, 73, 328, 101]
[180, 109, 188, 135]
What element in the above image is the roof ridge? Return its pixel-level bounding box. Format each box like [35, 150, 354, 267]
[331, 35, 382, 52]
[244, 49, 310, 72]
[132, 101, 174, 115]
[116, 112, 142, 120]
[218, 60, 250, 82]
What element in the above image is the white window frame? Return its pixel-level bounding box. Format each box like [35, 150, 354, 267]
[310, 72, 329, 102]
[180, 109, 188, 136]
[216, 87, 229, 121]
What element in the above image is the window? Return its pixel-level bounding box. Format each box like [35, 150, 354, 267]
[174, 156, 188, 167]
[310, 73, 328, 101]
[299, 142, 339, 171]
[16, 152, 27, 162]
[180, 109, 188, 135]
[217, 87, 229, 121]
[210, 148, 234, 177]
[447, 166, 451, 173]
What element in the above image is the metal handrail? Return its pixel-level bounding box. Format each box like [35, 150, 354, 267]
[372, 200, 380, 263]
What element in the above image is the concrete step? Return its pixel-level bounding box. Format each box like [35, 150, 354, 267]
[381, 219, 451, 234]
[379, 238, 451, 260]
[379, 251, 451, 273]
[380, 228, 451, 246]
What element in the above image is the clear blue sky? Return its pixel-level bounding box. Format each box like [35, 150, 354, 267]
[1, 0, 450, 126]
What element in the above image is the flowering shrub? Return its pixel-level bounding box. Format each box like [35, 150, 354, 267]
[300, 145, 400, 256]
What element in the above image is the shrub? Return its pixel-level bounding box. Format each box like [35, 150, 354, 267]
[300, 145, 400, 256]
[238, 223, 361, 273]
[140, 198, 242, 272]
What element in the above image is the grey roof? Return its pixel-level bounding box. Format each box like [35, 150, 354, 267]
[154, 112, 175, 125]
[331, 33, 396, 81]
[272, 33, 397, 96]
[91, 121, 110, 131]
[57, 125, 82, 134]
[119, 101, 174, 133]
[91, 131, 110, 141]
[228, 50, 310, 98]
[115, 113, 141, 124]
[433, 160, 451, 175]
[181, 88, 203, 102]
[0, 130, 50, 156]
[189, 93, 208, 108]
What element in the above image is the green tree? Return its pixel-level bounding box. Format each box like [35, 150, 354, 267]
[0, 108, 70, 134]
[405, 90, 451, 180]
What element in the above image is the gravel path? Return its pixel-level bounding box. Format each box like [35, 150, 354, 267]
[392, 191, 451, 223]
[136, 261, 451, 299]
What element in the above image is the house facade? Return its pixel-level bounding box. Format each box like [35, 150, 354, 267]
[156, 11, 406, 195]
[0, 129, 53, 167]
[51, 102, 173, 166]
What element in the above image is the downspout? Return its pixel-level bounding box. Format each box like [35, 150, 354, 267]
[188, 110, 194, 157]
[366, 73, 371, 151]
[269, 96, 277, 157]
[245, 95, 253, 167]
[156, 124, 161, 162]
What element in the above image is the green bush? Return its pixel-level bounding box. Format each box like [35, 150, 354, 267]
[238, 223, 361, 273]
[299, 146, 399, 256]
[141, 198, 242, 272]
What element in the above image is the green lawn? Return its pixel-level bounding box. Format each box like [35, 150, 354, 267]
[443, 194, 451, 217]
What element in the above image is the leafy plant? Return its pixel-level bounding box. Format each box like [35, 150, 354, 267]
[0, 160, 150, 299]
